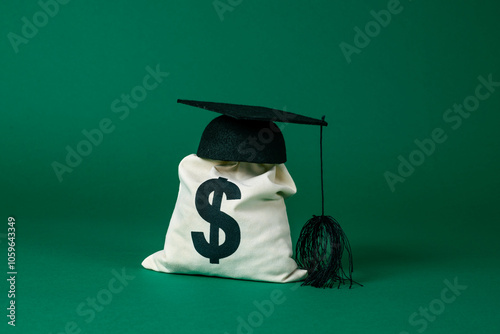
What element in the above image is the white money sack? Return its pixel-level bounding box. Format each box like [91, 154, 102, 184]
[142, 154, 307, 283]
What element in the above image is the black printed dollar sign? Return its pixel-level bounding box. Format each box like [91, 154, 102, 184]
[192, 177, 241, 264]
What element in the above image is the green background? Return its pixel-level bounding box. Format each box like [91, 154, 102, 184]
[1, 0, 499, 333]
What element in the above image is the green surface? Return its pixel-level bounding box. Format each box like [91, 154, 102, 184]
[1, 0, 499, 333]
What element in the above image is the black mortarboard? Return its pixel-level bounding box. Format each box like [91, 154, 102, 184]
[177, 99, 360, 289]
[177, 99, 327, 164]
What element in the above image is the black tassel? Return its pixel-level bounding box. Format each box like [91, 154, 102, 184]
[295, 116, 361, 288]
[295, 215, 360, 288]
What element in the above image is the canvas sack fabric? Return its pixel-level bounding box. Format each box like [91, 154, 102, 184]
[142, 154, 307, 283]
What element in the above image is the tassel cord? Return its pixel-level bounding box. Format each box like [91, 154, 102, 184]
[294, 115, 362, 288]
[320, 116, 325, 216]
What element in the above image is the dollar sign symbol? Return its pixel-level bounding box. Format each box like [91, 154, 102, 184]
[192, 177, 242, 264]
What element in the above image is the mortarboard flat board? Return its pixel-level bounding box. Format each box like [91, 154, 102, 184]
[177, 99, 328, 126]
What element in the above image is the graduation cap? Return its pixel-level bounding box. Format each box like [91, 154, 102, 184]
[177, 99, 327, 164]
[177, 99, 360, 288]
